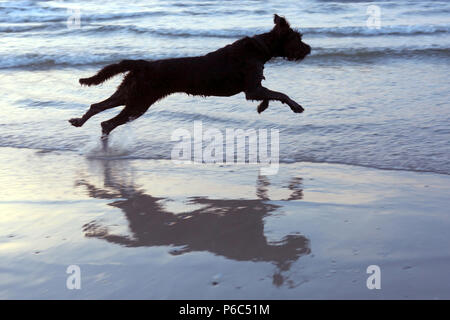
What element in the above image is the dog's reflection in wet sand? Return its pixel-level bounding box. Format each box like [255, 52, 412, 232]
[77, 160, 310, 287]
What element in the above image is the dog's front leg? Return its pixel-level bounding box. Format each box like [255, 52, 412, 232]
[257, 100, 269, 114]
[245, 86, 304, 113]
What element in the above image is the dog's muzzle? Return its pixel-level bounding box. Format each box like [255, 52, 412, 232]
[296, 44, 311, 61]
[305, 44, 311, 55]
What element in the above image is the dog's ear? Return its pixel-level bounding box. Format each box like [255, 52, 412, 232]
[273, 14, 290, 28]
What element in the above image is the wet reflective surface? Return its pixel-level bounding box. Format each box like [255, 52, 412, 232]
[78, 160, 310, 287]
[1, 147, 450, 299]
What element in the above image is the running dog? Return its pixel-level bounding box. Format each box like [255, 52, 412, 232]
[69, 14, 311, 137]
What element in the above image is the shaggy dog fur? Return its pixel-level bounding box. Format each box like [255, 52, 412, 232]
[69, 14, 311, 137]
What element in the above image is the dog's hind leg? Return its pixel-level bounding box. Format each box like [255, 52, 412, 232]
[69, 89, 125, 128]
[100, 100, 154, 137]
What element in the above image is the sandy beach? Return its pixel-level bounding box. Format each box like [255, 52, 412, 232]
[1, 146, 450, 299]
[1, 0, 449, 301]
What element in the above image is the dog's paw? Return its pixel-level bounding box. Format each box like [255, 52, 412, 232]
[289, 101, 304, 113]
[257, 100, 269, 113]
[68, 118, 83, 127]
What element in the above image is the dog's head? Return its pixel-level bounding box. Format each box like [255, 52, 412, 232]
[271, 14, 311, 61]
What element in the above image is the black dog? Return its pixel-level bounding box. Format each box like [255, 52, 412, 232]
[69, 14, 311, 137]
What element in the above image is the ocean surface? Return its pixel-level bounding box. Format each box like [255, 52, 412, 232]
[1, 0, 449, 174]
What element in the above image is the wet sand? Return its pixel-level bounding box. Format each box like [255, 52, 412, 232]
[1, 146, 450, 299]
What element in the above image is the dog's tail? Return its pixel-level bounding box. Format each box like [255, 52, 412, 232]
[79, 59, 146, 86]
